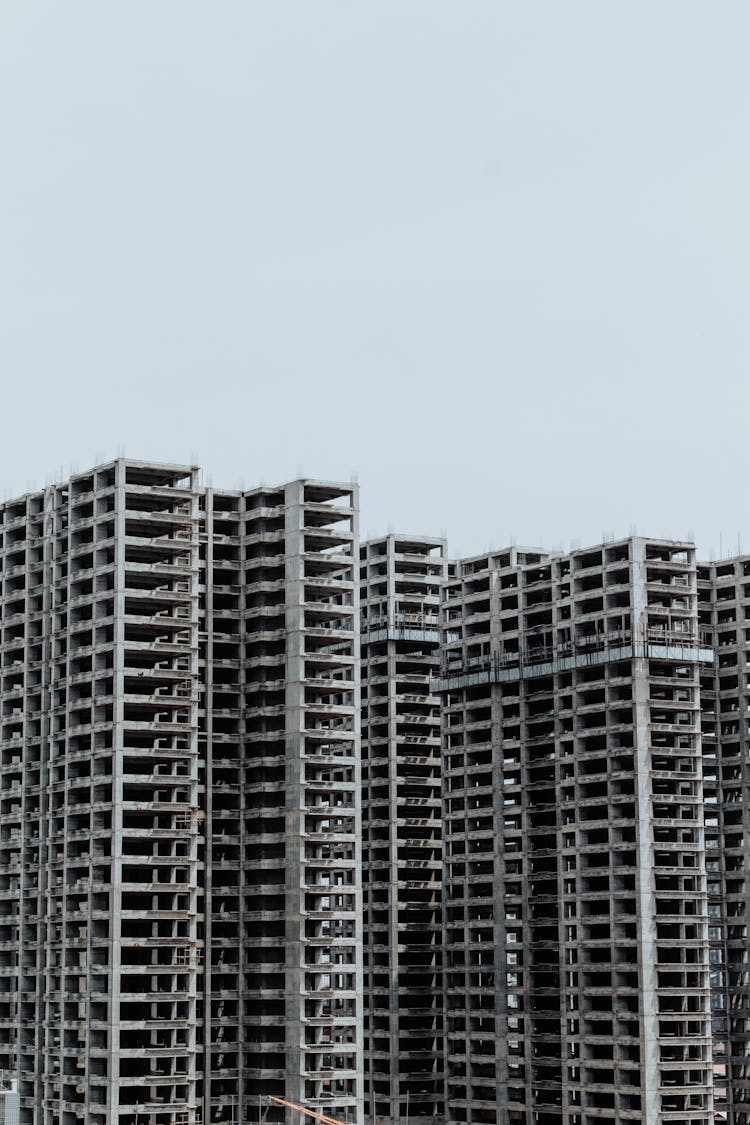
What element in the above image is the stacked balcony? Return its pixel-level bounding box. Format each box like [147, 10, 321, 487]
[1, 461, 202, 1125]
[437, 539, 714, 1125]
[360, 536, 448, 1125]
[697, 557, 750, 1125]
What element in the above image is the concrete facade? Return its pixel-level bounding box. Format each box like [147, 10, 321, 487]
[0, 462, 362, 1125]
[4, 460, 750, 1125]
[359, 536, 450, 1125]
[0, 460, 202, 1125]
[435, 538, 715, 1125]
[200, 478, 363, 1125]
[696, 557, 750, 1125]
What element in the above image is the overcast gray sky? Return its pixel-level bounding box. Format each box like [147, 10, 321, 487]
[1, 2, 748, 557]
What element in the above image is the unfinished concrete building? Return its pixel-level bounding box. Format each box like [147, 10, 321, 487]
[696, 557, 750, 1125]
[0, 460, 203, 1125]
[434, 538, 715, 1125]
[200, 476, 362, 1125]
[359, 536, 450, 1125]
[0, 461, 363, 1125]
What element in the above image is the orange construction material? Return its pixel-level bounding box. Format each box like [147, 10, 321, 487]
[268, 1095, 351, 1125]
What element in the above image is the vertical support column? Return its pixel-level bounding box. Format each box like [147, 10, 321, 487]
[237, 490, 248, 1125]
[187, 466, 203, 1119]
[202, 488, 214, 1125]
[34, 489, 55, 1120]
[284, 482, 307, 1109]
[60, 478, 73, 1124]
[385, 539, 400, 1124]
[351, 495, 365, 1125]
[630, 539, 662, 1125]
[107, 460, 126, 1123]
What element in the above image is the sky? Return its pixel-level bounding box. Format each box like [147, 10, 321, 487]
[1, 2, 748, 559]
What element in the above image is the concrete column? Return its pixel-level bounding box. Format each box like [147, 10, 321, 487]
[107, 459, 126, 1123]
[284, 481, 307, 1109]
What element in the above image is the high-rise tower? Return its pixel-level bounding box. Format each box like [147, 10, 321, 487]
[0, 461, 363, 1125]
[0, 460, 202, 1125]
[359, 535, 449, 1125]
[200, 477, 362, 1125]
[435, 538, 715, 1125]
